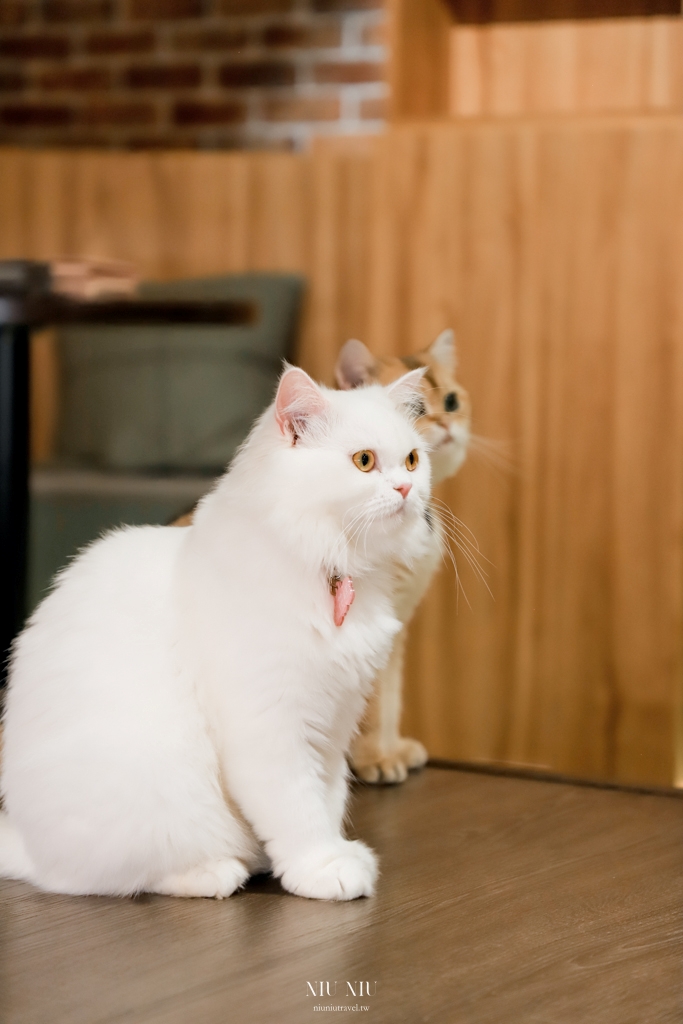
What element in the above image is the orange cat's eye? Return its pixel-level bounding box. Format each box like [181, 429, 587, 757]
[353, 450, 375, 472]
[406, 449, 419, 471]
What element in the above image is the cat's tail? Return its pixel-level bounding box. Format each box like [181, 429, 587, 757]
[0, 812, 34, 882]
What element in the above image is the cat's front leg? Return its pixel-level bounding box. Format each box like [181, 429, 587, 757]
[349, 628, 428, 784]
[279, 837, 378, 902]
[227, 742, 377, 901]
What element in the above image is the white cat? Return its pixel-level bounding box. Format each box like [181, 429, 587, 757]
[0, 366, 432, 901]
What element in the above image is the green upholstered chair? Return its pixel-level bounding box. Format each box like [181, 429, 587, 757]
[27, 273, 304, 612]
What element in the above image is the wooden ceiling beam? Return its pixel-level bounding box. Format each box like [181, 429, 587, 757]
[443, 0, 680, 22]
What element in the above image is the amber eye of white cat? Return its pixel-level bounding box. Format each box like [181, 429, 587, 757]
[353, 450, 375, 472]
[405, 450, 419, 471]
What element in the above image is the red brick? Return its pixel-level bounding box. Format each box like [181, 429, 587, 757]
[174, 99, 246, 125]
[127, 134, 200, 148]
[360, 95, 387, 119]
[312, 0, 382, 9]
[314, 61, 384, 84]
[125, 64, 201, 88]
[43, 0, 114, 21]
[81, 102, 156, 125]
[128, 0, 203, 18]
[173, 28, 248, 51]
[0, 104, 73, 126]
[68, 134, 130, 146]
[40, 67, 111, 90]
[260, 22, 342, 49]
[0, 71, 25, 91]
[0, 35, 70, 59]
[219, 61, 294, 88]
[263, 95, 339, 121]
[0, 1, 30, 26]
[218, 0, 295, 12]
[86, 30, 154, 54]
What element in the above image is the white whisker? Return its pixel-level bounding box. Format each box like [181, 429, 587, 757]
[468, 434, 517, 475]
[429, 500, 494, 602]
[429, 498, 493, 568]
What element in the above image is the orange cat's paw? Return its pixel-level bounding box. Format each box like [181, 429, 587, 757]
[351, 736, 428, 785]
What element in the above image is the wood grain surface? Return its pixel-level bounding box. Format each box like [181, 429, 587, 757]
[449, 18, 683, 117]
[0, 766, 681, 1024]
[28, 330, 58, 465]
[0, 149, 310, 282]
[387, 0, 452, 120]
[445, 0, 681, 20]
[355, 119, 683, 787]
[388, 1, 683, 121]
[2, 119, 683, 786]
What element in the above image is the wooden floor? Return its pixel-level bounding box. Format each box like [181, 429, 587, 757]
[0, 766, 681, 1024]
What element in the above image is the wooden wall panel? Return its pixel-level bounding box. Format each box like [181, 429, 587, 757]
[388, 0, 452, 119]
[301, 137, 377, 384]
[29, 330, 59, 465]
[449, 18, 683, 117]
[1, 121, 682, 786]
[365, 126, 530, 765]
[0, 149, 310, 281]
[366, 120, 683, 785]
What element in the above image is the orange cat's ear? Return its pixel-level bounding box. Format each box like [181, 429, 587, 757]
[335, 339, 377, 390]
[385, 368, 427, 418]
[275, 365, 328, 438]
[428, 329, 457, 371]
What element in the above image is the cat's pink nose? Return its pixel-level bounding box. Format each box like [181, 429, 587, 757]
[395, 482, 412, 500]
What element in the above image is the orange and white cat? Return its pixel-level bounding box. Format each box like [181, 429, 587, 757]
[335, 330, 471, 783]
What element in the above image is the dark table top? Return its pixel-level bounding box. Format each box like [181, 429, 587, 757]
[0, 294, 255, 328]
[0, 765, 681, 1024]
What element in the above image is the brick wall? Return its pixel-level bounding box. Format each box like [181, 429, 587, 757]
[0, 0, 387, 148]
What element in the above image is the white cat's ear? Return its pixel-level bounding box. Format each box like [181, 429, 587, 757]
[335, 339, 376, 390]
[385, 368, 427, 418]
[428, 329, 457, 371]
[275, 366, 328, 439]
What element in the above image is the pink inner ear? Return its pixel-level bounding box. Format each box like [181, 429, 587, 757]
[275, 367, 327, 435]
[335, 338, 376, 390]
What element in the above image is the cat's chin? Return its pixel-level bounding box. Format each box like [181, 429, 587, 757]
[378, 501, 422, 528]
[358, 507, 428, 563]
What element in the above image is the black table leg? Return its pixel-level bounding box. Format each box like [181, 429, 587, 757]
[0, 324, 29, 690]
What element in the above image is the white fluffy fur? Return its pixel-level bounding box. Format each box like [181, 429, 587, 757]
[0, 369, 432, 901]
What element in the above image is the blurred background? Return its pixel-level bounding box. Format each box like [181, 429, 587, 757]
[1, 0, 682, 789]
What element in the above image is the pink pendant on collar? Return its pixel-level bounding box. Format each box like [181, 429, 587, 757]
[330, 575, 355, 626]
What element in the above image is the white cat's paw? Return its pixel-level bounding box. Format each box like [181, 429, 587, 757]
[153, 857, 250, 899]
[280, 841, 378, 901]
[351, 735, 429, 784]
